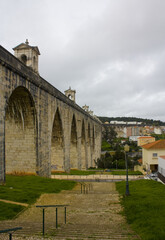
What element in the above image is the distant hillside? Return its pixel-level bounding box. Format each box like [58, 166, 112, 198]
[97, 116, 165, 126]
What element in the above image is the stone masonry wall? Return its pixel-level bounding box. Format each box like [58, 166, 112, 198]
[0, 45, 102, 182]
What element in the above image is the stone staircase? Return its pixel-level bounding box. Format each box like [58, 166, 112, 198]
[1, 221, 140, 239]
[0, 182, 141, 240]
[51, 223, 140, 240]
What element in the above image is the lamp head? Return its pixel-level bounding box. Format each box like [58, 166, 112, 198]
[124, 144, 130, 152]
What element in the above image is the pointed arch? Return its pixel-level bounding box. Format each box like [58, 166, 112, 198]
[91, 125, 95, 167]
[87, 123, 92, 168]
[21, 54, 27, 65]
[70, 114, 78, 168]
[81, 120, 86, 169]
[5, 86, 37, 174]
[51, 108, 64, 172]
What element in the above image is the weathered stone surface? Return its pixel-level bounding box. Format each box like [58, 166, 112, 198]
[0, 45, 102, 182]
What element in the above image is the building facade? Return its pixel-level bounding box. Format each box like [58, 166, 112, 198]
[142, 140, 165, 172]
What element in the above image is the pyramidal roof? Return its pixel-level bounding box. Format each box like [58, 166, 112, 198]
[13, 40, 40, 55]
[142, 139, 165, 150]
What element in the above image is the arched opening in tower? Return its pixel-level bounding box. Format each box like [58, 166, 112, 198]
[21, 54, 27, 65]
[81, 121, 86, 169]
[51, 108, 64, 172]
[70, 115, 78, 169]
[33, 56, 36, 71]
[5, 86, 37, 174]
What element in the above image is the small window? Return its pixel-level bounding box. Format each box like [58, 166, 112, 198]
[153, 153, 157, 157]
[21, 54, 27, 65]
[33, 56, 36, 67]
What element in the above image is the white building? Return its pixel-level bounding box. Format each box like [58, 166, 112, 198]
[158, 156, 165, 183]
[110, 121, 126, 124]
[154, 127, 162, 135]
[129, 136, 140, 142]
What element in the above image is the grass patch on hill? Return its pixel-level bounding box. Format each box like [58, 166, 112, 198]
[0, 175, 76, 205]
[0, 202, 25, 220]
[116, 180, 165, 240]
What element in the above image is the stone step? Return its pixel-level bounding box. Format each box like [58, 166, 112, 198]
[0, 183, 141, 240]
[9, 225, 140, 240]
[53, 233, 138, 239]
[13, 236, 140, 240]
[1, 223, 136, 235]
[0, 226, 140, 238]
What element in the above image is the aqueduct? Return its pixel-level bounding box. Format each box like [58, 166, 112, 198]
[0, 41, 102, 182]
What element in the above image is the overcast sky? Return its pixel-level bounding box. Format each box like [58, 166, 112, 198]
[1, 0, 165, 121]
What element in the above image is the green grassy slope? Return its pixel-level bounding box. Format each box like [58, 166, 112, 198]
[116, 180, 165, 240]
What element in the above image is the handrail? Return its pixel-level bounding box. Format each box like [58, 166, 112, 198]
[79, 182, 93, 194]
[36, 204, 69, 208]
[0, 227, 22, 240]
[36, 204, 69, 235]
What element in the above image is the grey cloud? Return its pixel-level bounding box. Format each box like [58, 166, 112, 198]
[1, 0, 165, 120]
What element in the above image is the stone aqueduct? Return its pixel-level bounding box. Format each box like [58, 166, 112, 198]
[0, 42, 102, 183]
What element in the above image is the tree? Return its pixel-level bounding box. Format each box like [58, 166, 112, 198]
[103, 125, 117, 143]
[108, 126, 117, 143]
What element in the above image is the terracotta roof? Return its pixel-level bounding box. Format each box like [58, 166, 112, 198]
[159, 156, 165, 160]
[138, 158, 142, 164]
[142, 139, 165, 150]
[138, 136, 154, 139]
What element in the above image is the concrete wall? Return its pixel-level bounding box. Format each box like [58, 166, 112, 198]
[0, 45, 102, 182]
[158, 156, 165, 178]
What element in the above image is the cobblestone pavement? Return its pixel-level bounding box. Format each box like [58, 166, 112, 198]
[0, 182, 141, 240]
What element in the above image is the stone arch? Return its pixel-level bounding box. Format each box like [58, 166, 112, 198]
[87, 123, 91, 168]
[21, 54, 27, 65]
[91, 126, 95, 167]
[5, 86, 37, 174]
[81, 120, 86, 169]
[51, 107, 64, 172]
[68, 94, 72, 100]
[70, 114, 78, 169]
[33, 56, 36, 69]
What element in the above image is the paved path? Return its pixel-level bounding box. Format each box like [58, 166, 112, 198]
[0, 199, 29, 207]
[51, 174, 143, 181]
[0, 182, 141, 240]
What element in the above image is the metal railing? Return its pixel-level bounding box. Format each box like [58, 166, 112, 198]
[79, 183, 93, 194]
[0, 227, 22, 240]
[36, 204, 69, 235]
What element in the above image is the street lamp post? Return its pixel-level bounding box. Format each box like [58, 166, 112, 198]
[124, 144, 130, 196]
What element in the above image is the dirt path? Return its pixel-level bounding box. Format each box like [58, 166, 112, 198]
[0, 199, 29, 207]
[0, 182, 140, 240]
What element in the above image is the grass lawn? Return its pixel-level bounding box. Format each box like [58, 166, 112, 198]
[52, 169, 142, 175]
[51, 169, 97, 175]
[112, 170, 142, 175]
[116, 180, 165, 240]
[0, 175, 76, 205]
[0, 202, 25, 220]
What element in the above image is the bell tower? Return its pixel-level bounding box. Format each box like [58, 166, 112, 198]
[64, 87, 76, 103]
[13, 39, 40, 73]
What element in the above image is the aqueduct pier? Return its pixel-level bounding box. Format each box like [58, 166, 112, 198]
[0, 42, 102, 183]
